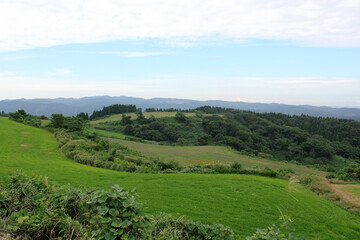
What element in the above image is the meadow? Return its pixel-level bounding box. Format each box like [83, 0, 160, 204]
[90, 128, 325, 177]
[1, 117, 360, 239]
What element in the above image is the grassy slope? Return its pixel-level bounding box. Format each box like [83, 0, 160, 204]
[1, 118, 360, 239]
[93, 130, 324, 177]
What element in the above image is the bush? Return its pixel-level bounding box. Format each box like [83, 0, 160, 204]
[231, 162, 242, 170]
[0, 172, 89, 239]
[326, 173, 336, 179]
[87, 185, 152, 239]
[336, 164, 360, 181]
[278, 168, 295, 177]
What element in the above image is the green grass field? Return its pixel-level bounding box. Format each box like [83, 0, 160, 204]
[90, 128, 130, 140]
[1, 117, 360, 239]
[103, 136, 324, 177]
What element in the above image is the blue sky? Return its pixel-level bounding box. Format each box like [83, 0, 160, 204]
[0, 1, 359, 107]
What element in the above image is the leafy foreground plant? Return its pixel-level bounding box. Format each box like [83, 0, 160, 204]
[0, 172, 235, 239]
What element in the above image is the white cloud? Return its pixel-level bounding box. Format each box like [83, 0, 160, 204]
[0, 54, 34, 61]
[0, 0, 359, 52]
[100, 51, 172, 57]
[0, 71, 17, 77]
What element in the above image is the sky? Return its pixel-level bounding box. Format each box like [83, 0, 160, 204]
[0, 0, 360, 107]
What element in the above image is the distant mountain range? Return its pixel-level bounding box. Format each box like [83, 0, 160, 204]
[1, 96, 360, 121]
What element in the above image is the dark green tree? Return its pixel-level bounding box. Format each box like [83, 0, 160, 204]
[50, 114, 65, 128]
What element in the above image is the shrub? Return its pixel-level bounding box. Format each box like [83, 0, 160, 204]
[278, 168, 295, 177]
[326, 173, 336, 179]
[336, 164, 360, 181]
[87, 185, 152, 240]
[0, 172, 89, 239]
[231, 162, 242, 170]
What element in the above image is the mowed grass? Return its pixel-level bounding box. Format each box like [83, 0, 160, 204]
[107, 137, 325, 177]
[90, 112, 215, 124]
[1, 118, 360, 239]
[90, 128, 129, 140]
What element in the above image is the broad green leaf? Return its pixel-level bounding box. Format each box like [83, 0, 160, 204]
[109, 208, 119, 216]
[111, 218, 123, 228]
[100, 217, 112, 224]
[97, 206, 109, 215]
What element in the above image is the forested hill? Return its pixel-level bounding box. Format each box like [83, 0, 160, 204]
[1, 96, 359, 120]
[196, 106, 360, 167]
[95, 106, 360, 171]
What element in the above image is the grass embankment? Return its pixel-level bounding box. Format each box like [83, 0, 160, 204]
[1, 118, 360, 239]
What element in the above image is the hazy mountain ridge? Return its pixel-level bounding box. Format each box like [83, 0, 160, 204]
[0, 96, 359, 121]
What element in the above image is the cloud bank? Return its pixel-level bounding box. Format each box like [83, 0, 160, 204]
[0, 0, 359, 52]
[1, 74, 359, 107]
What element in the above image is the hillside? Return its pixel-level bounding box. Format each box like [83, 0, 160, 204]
[1, 117, 360, 239]
[89, 128, 324, 176]
[90, 108, 360, 172]
[1, 96, 360, 120]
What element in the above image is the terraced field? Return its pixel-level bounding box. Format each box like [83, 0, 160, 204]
[1, 117, 360, 239]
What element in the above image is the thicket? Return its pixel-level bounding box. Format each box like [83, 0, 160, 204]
[0, 173, 235, 239]
[8, 110, 42, 127]
[144, 108, 190, 113]
[90, 104, 137, 120]
[48, 113, 87, 132]
[336, 164, 360, 181]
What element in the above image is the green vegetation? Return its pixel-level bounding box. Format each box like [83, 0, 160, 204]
[48, 113, 87, 132]
[246, 213, 302, 240]
[1, 118, 360, 239]
[89, 104, 137, 120]
[106, 138, 324, 177]
[0, 173, 233, 240]
[336, 164, 360, 181]
[8, 110, 43, 127]
[90, 128, 128, 139]
[55, 127, 285, 178]
[93, 107, 359, 172]
[91, 112, 198, 125]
